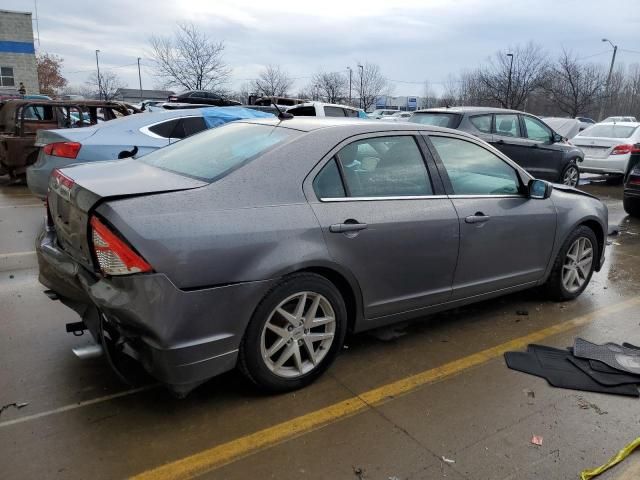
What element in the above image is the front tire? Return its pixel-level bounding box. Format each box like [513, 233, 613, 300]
[545, 226, 598, 301]
[624, 196, 640, 217]
[239, 273, 347, 392]
[561, 163, 580, 187]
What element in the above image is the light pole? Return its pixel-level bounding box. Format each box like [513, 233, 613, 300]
[358, 64, 364, 109]
[137, 57, 143, 102]
[95, 49, 102, 100]
[598, 38, 618, 121]
[346, 67, 352, 105]
[506, 53, 514, 109]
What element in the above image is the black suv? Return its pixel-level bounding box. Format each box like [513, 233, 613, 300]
[168, 90, 241, 107]
[410, 107, 584, 186]
[624, 145, 640, 217]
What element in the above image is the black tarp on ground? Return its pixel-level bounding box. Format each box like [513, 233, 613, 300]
[504, 345, 639, 397]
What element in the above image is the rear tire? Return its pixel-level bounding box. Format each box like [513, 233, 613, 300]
[239, 273, 347, 392]
[624, 196, 640, 217]
[545, 226, 598, 301]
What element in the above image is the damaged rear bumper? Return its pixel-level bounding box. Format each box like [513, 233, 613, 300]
[36, 229, 276, 392]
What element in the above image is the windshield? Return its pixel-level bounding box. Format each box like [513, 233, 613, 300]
[578, 124, 638, 139]
[409, 112, 462, 128]
[141, 122, 299, 181]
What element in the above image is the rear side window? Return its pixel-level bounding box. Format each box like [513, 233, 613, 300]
[344, 109, 359, 118]
[142, 123, 298, 182]
[148, 119, 182, 138]
[182, 116, 207, 137]
[313, 159, 346, 198]
[409, 112, 462, 128]
[288, 106, 316, 116]
[430, 136, 520, 195]
[336, 136, 433, 197]
[494, 114, 521, 137]
[324, 106, 346, 117]
[470, 114, 492, 133]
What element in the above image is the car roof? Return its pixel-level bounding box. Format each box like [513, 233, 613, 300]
[414, 106, 523, 115]
[238, 116, 478, 137]
[593, 121, 640, 126]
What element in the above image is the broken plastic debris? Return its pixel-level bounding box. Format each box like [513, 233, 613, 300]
[441, 456, 456, 464]
[531, 435, 543, 446]
[0, 401, 29, 417]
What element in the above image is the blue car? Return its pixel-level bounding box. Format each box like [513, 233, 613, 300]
[27, 107, 273, 198]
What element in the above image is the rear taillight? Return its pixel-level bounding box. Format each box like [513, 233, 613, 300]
[51, 168, 75, 200]
[90, 216, 152, 276]
[630, 176, 640, 186]
[43, 142, 81, 159]
[611, 144, 633, 155]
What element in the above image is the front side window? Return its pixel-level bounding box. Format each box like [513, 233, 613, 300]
[494, 114, 521, 137]
[288, 106, 316, 116]
[430, 136, 521, 195]
[336, 136, 433, 197]
[523, 116, 552, 142]
[470, 114, 492, 133]
[324, 106, 346, 117]
[142, 123, 299, 181]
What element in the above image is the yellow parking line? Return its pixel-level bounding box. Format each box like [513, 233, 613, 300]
[131, 296, 640, 480]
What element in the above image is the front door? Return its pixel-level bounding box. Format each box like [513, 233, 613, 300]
[307, 134, 460, 319]
[520, 115, 564, 182]
[491, 113, 533, 171]
[427, 134, 557, 299]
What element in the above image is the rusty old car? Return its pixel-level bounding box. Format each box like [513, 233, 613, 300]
[0, 99, 138, 179]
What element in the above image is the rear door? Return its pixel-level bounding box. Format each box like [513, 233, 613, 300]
[520, 114, 563, 181]
[306, 133, 459, 319]
[426, 134, 556, 299]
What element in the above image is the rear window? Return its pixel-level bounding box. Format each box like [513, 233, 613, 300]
[579, 124, 638, 139]
[141, 123, 299, 182]
[409, 112, 462, 128]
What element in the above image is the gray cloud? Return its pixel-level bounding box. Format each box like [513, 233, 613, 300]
[6, 0, 640, 95]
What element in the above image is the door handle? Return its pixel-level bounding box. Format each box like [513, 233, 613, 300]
[465, 213, 491, 224]
[330, 222, 368, 233]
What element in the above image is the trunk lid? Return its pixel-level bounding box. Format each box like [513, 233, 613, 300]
[48, 159, 206, 268]
[572, 137, 625, 158]
[35, 126, 99, 147]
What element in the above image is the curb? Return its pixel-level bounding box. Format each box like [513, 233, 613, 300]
[0, 251, 38, 272]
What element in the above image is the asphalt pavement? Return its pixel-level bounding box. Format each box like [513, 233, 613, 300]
[1, 175, 639, 480]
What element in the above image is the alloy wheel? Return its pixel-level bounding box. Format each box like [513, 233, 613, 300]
[260, 291, 336, 378]
[562, 237, 593, 293]
[563, 166, 579, 187]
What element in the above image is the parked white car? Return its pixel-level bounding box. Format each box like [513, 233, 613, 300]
[572, 122, 640, 177]
[286, 102, 365, 118]
[367, 108, 399, 119]
[602, 116, 637, 123]
[384, 111, 414, 122]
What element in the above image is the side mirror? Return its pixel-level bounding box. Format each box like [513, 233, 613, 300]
[552, 133, 563, 143]
[529, 179, 552, 199]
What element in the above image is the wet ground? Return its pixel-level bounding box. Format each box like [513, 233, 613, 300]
[1, 175, 639, 480]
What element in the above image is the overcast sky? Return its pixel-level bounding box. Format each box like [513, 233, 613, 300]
[8, 0, 640, 96]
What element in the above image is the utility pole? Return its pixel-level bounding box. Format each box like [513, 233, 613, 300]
[137, 57, 143, 102]
[95, 50, 102, 100]
[358, 64, 364, 109]
[347, 67, 352, 105]
[598, 38, 618, 121]
[506, 53, 514, 109]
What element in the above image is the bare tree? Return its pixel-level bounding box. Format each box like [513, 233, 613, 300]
[36, 53, 67, 96]
[439, 74, 460, 107]
[149, 23, 230, 92]
[252, 65, 293, 97]
[421, 81, 438, 108]
[86, 71, 126, 100]
[311, 71, 348, 104]
[541, 50, 605, 117]
[356, 63, 389, 111]
[478, 42, 548, 110]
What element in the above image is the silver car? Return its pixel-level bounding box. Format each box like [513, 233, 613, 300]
[37, 118, 607, 396]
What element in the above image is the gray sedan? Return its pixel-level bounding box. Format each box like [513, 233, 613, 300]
[37, 118, 607, 396]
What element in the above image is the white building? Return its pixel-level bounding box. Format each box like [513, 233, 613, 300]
[0, 10, 38, 95]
